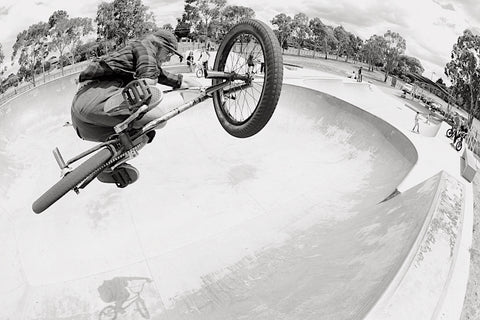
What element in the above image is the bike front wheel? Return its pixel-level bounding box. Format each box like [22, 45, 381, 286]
[212, 19, 283, 138]
[455, 140, 463, 151]
[32, 148, 113, 214]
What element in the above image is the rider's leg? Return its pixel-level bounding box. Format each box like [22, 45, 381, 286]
[71, 79, 126, 142]
[202, 61, 208, 77]
[72, 79, 154, 187]
[97, 163, 140, 187]
[132, 89, 186, 127]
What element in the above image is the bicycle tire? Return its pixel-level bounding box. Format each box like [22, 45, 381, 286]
[136, 298, 150, 319]
[32, 148, 113, 214]
[446, 128, 453, 138]
[455, 140, 463, 151]
[213, 19, 283, 138]
[98, 305, 117, 320]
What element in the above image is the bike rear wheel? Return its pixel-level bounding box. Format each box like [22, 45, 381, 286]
[196, 67, 204, 78]
[212, 19, 283, 138]
[455, 140, 463, 151]
[32, 148, 113, 214]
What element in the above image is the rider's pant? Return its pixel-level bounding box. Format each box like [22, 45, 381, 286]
[71, 79, 128, 142]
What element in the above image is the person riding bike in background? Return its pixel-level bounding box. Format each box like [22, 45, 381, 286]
[71, 29, 199, 187]
[197, 47, 210, 77]
[186, 51, 194, 72]
[454, 121, 468, 144]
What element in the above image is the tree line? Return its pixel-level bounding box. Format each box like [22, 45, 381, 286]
[0, 0, 478, 123]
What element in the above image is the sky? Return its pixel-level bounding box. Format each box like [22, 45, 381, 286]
[1, 0, 479, 82]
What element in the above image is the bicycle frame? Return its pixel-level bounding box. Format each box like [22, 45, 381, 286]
[112, 281, 148, 313]
[52, 71, 253, 191]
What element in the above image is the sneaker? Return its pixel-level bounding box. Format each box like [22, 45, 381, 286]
[97, 163, 139, 188]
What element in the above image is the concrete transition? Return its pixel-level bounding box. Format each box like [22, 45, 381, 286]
[0, 67, 469, 319]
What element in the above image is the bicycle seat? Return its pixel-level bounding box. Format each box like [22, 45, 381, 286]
[104, 80, 164, 116]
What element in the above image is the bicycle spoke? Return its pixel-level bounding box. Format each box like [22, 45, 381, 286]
[218, 31, 267, 124]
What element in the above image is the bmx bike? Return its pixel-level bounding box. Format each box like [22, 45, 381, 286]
[446, 127, 456, 139]
[453, 131, 467, 152]
[98, 280, 150, 320]
[446, 126, 468, 151]
[32, 19, 283, 214]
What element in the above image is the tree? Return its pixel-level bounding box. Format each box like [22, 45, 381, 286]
[217, 5, 255, 37]
[175, 18, 191, 39]
[48, 10, 68, 29]
[4, 73, 19, 88]
[196, 0, 226, 39]
[271, 13, 292, 49]
[445, 29, 480, 124]
[291, 13, 310, 55]
[309, 17, 326, 58]
[362, 35, 386, 71]
[95, 2, 116, 54]
[0, 43, 4, 67]
[0, 43, 5, 92]
[347, 34, 363, 62]
[323, 26, 337, 60]
[394, 55, 424, 76]
[96, 0, 157, 49]
[334, 26, 349, 60]
[162, 23, 174, 32]
[74, 40, 99, 61]
[68, 17, 94, 62]
[12, 22, 49, 86]
[176, 0, 200, 39]
[0, 43, 5, 82]
[383, 30, 406, 82]
[48, 11, 93, 74]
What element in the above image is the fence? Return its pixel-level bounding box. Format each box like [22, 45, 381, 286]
[178, 42, 213, 53]
[466, 118, 480, 157]
[0, 62, 89, 107]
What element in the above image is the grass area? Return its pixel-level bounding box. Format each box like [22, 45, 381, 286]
[283, 53, 479, 319]
[283, 54, 388, 85]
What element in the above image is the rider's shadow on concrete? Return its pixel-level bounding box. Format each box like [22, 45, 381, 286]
[97, 276, 152, 318]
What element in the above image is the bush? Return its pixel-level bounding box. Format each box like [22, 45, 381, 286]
[58, 55, 72, 68]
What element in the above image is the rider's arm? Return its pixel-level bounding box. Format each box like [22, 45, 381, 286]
[132, 39, 182, 89]
[158, 69, 183, 89]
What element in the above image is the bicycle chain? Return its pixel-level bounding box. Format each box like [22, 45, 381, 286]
[90, 145, 142, 179]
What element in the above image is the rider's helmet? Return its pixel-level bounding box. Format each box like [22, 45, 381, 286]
[149, 29, 183, 62]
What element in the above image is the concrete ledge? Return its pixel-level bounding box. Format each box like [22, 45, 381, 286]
[461, 148, 478, 183]
[366, 171, 465, 320]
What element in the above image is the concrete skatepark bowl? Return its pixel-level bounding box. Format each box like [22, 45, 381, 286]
[0, 68, 468, 319]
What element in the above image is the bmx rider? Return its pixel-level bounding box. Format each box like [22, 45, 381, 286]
[71, 29, 199, 187]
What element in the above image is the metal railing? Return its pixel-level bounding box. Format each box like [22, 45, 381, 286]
[0, 62, 89, 107]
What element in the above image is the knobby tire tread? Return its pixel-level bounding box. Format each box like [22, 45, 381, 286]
[32, 148, 113, 213]
[213, 19, 283, 138]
